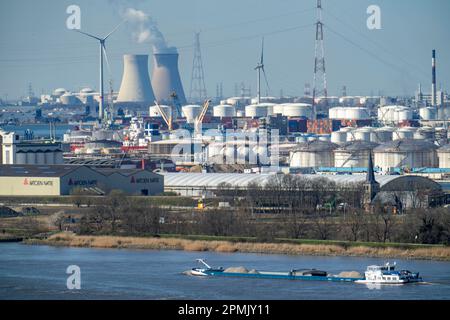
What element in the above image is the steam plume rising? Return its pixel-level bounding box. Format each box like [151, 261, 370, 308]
[122, 8, 177, 54]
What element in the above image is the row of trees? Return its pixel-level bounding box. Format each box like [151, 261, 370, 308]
[73, 189, 450, 245]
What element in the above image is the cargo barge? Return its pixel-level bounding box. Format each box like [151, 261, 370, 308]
[189, 259, 423, 284]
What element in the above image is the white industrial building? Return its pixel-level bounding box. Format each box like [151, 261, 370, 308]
[0, 130, 63, 165]
[161, 172, 444, 208]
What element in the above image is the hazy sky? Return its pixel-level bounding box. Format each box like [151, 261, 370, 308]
[0, 0, 449, 100]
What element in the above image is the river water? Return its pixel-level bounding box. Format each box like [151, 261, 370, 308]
[0, 243, 449, 300]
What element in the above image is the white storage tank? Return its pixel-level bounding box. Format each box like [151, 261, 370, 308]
[213, 104, 236, 118]
[374, 139, 438, 170]
[272, 104, 285, 115]
[437, 144, 450, 168]
[371, 127, 394, 144]
[345, 107, 370, 120]
[60, 93, 80, 105]
[393, 127, 416, 140]
[149, 105, 172, 117]
[182, 105, 202, 124]
[414, 127, 435, 141]
[245, 103, 275, 117]
[353, 127, 373, 142]
[334, 141, 379, 168]
[289, 140, 338, 168]
[282, 103, 312, 118]
[331, 130, 347, 145]
[420, 107, 436, 120]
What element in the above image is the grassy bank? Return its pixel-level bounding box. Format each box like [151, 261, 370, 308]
[25, 232, 450, 261]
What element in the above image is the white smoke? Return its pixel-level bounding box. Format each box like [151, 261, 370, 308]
[122, 7, 177, 54]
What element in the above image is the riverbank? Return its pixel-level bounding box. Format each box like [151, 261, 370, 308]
[25, 232, 450, 261]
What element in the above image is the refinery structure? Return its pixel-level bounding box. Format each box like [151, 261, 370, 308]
[0, 1, 449, 208]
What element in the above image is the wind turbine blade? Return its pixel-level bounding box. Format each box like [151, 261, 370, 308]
[103, 20, 126, 40]
[102, 44, 112, 76]
[74, 29, 102, 41]
[262, 67, 270, 94]
[260, 37, 264, 65]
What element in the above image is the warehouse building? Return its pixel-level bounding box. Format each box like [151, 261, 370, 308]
[0, 165, 163, 196]
[162, 172, 446, 208]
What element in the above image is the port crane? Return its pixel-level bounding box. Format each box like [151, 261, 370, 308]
[193, 99, 211, 137]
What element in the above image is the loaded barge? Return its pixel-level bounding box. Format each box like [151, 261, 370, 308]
[189, 259, 423, 284]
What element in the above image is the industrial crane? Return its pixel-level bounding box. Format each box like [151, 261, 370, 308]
[194, 99, 211, 136]
[154, 100, 173, 131]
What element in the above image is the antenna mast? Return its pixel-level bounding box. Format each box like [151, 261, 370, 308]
[312, 0, 328, 119]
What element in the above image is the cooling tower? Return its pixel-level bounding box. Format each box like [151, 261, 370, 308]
[117, 54, 155, 107]
[151, 52, 186, 105]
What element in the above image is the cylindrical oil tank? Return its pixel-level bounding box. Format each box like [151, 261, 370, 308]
[54, 150, 64, 164]
[414, 127, 435, 141]
[334, 141, 379, 168]
[16, 151, 26, 164]
[290, 140, 337, 168]
[374, 139, 438, 170]
[44, 150, 54, 164]
[331, 130, 347, 144]
[435, 127, 448, 146]
[213, 105, 236, 117]
[245, 103, 275, 117]
[420, 107, 436, 120]
[337, 107, 346, 119]
[149, 105, 172, 117]
[437, 144, 450, 168]
[328, 107, 337, 119]
[60, 93, 80, 105]
[371, 127, 394, 144]
[26, 151, 36, 164]
[353, 127, 373, 142]
[36, 150, 45, 164]
[182, 105, 202, 124]
[207, 142, 224, 159]
[396, 107, 413, 122]
[318, 135, 330, 142]
[345, 107, 370, 120]
[393, 127, 416, 140]
[272, 104, 285, 115]
[282, 103, 312, 118]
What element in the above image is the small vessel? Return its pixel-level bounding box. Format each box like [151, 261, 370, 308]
[354, 262, 422, 285]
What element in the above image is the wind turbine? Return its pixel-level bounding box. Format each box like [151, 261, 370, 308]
[74, 22, 124, 122]
[254, 37, 270, 104]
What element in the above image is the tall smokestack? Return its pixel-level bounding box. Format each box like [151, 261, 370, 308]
[151, 52, 187, 105]
[432, 49, 437, 107]
[116, 54, 155, 108]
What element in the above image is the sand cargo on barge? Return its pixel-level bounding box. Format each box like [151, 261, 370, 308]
[189, 259, 364, 282]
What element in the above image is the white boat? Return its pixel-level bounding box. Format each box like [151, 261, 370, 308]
[355, 262, 422, 285]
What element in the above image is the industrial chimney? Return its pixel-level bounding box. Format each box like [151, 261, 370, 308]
[432, 49, 437, 107]
[151, 52, 187, 105]
[116, 54, 155, 108]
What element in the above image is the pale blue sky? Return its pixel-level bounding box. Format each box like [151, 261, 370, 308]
[0, 0, 449, 100]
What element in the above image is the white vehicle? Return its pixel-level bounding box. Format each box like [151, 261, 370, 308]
[355, 262, 422, 285]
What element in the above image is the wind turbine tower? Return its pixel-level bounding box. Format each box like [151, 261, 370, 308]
[74, 22, 123, 122]
[189, 32, 207, 103]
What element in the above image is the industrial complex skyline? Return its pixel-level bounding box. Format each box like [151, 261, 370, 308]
[0, 0, 449, 100]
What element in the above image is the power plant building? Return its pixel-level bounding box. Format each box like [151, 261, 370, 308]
[0, 165, 164, 196]
[151, 52, 187, 105]
[116, 54, 155, 109]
